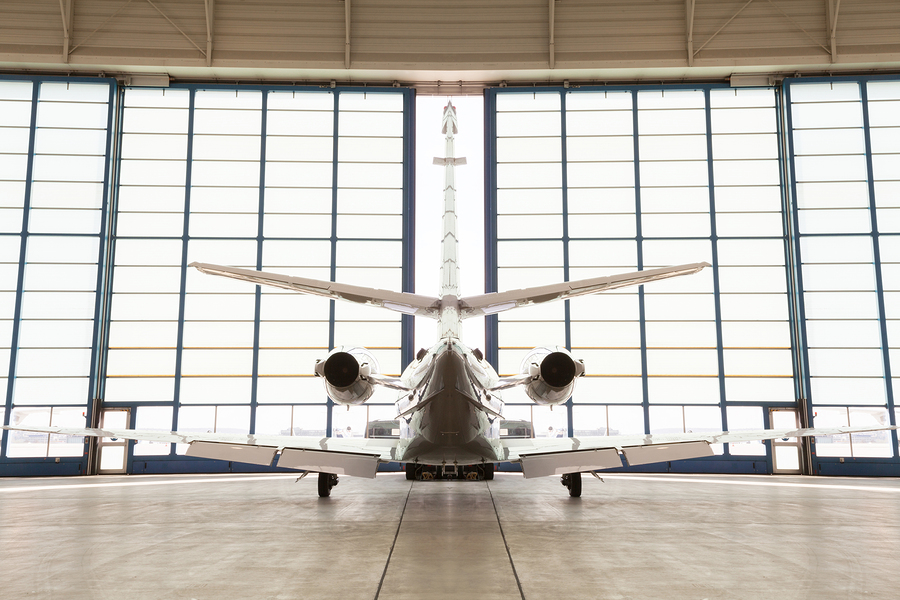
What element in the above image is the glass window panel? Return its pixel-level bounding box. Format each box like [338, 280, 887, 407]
[116, 212, 184, 237]
[794, 155, 868, 183]
[257, 376, 324, 404]
[808, 348, 884, 377]
[29, 208, 102, 235]
[639, 135, 706, 161]
[193, 110, 261, 135]
[650, 405, 684, 434]
[20, 291, 96, 319]
[646, 321, 717, 347]
[106, 349, 176, 376]
[572, 405, 607, 436]
[790, 102, 862, 129]
[719, 294, 788, 320]
[566, 188, 633, 214]
[639, 109, 706, 135]
[18, 320, 94, 347]
[802, 264, 876, 291]
[266, 136, 333, 161]
[566, 110, 633, 136]
[640, 160, 708, 186]
[23, 263, 97, 291]
[180, 376, 253, 404]
[869, 128, 900, 154]
[12, 377, 89, 405]
[0, 101, 32, 127]
[711, 107, 776, 134]
[725, 377, 794, 402]
[497, 163, 562, 188]
[497, 93, 561, 111]
[338, 112, 403, 137]
[123, 107, 189, 134]
[564, 136, 629, 161]
[267, 110, 334, 136]
[134, 406, 173, 456]
[337, 214, 402, 239]
[570, 321, 640, 347]
[721, 321, 791, 347]
[712, 133, 778, 159]
[792, 128, 865, 155]
[496, 112, 561, 137]
[266, 161, 333, 188]
[800, 235, 873, 263]
[573, 376, 643, 403]
[726, 406, 766, 455]
[810, 376, 885, 404]
[641, 213, 709, 238]
[108, 321, 178, 347]
[567, 162, 633, 188]
[718, 266, 787, 293]
[803, 291, 879, 319]
[567, 214, 635, 238]
[648, 377, 720, 403]
[37, 102, 108, 129]
[499, 215, 564, 239]
[714, 159, 780, 186]
[607, 405, 645, 435]
[6, 407, 50, 457]
[796, 181, 869, 209]
[51, 409, 88, 455]
[338, 136, 403, 162]
[566, 91, 632, 110]
[338, 188, 402, 215]
[798, 208, 872, 234]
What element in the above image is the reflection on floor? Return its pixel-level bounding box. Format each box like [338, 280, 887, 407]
[1, 472, 899, 600]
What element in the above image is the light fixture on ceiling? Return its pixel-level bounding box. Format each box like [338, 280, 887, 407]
[730, 73, 776, 88]
[124, 73, 170, 88]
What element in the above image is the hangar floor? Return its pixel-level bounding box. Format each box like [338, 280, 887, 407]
[1, 472, 899, 600]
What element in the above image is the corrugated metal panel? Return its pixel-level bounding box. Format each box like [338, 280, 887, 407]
[0, 0, 898, 77]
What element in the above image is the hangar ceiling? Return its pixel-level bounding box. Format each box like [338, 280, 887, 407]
[1, 0, 899, 86]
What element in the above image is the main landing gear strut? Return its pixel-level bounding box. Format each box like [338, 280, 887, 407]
[318, 473, 339, 497]
[561, 472, 582, 497]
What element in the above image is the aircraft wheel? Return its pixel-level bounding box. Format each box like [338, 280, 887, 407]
[318, 472, 338, 497]
[405, 465, 416, 480]
[483, 465, 494, 480]
[563, 472, 582, 497]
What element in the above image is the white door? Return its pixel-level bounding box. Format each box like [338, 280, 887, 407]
[97, 408, 130, 474]
[769, 408, 802, 474]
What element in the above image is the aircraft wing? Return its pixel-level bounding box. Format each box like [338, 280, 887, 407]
[503, 425, 899, 478]
[190, 262, 440, 319]
[458, 262, 710, 318]
[2, 426, 398, 479]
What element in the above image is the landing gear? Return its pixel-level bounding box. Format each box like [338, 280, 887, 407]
[561, 472, 582, 497]
[481, 464, 494, 480]
[405, 465, 417, 480]
[318, 472, 339, 497]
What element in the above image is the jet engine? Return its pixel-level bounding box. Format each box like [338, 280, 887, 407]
[314, 347, 379, 405]
[520, 347, 585, 406]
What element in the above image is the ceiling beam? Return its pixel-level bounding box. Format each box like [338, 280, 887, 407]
[344, 0, 351, 69]
[145, 0, 207, 59]
[826, 0, 841, 63]
[685, 0, 695, 67]
[549, 0, 555, 69]
[204, 0, 214, 67]
[58, 0, 74, 63]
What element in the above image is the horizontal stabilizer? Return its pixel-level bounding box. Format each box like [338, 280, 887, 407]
[191, 263, 440, 318]
[432, 157, 467, 166]
[459, 262, 711, 318]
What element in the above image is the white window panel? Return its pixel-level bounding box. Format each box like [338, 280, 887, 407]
[566, 110, 632, 136]
[266, 136, 333, 161]
[337, 214, 402, 239]
[569, 321, 640, 347]
[498, 136, 562, 162]
[573, 376, 643, 403]
[810, 377, 885, 405]
[18, 320, 94, 348]
[267, 111, 334, 136]
[641, 213, 710, 238]
[189, 213, 259, 238]
[0, 210, 22, 232]
[120, 133, 188, 160]
[497, 93, 561, 111]
[182, 321, 255, 348]
[792, 129, 866, 156]
[29, 208, 102, 235]
[193, 135, 260, 161]
[804, 292, 879, 319]
[187, 239, 257, 267]
[133, 406, 173, 456]
[848, 407, 894, 457]
[499, 301, 565, 322]
[714, 159, 780, 186]
[12, 378, 90, 405]
[723, 349, 793, 376]
[16, 348, 92, 376]
[648, 377, 720, 404]
[872, 154, 900, 181]
[569, 294, 638, 321]
[193, 109, 261, 135]
[567, 162, 634, 188]
[721, 321, 791, 348]
[794, 155, 868, 183]
[20, 291, 96, 319]
[572, 405, 608, 436]
[801, 263, 876, 291]
[644, 294, 715, 321]
[180, 378, 253, 405]
[567, 214, 635, 238]
[567, 187, 633, 214]
[791, 82, 860, 103]
[639, 109, 706, 135]
[180, 349, 253, 376]
[183, 294, 256, 321]
[333, 321, 401, 347]
[268, 91, 334, 110]
[790, 102, 862, 129]
[0, 101, 32, 127]
[878, 209, 900, 233]
[639, 135, 706, 161]
[105, 377, 174, 402]
[258, 321, 329, 347]
[498, 322, 566, 347]
[640, 186, 708, 213]
[263, 240, 332, 266]
[496, 112, 561, 137]
[260, 294, 330, 321]
[880, 235, 900, 261]
[497, 240, 563, 267]
[108, 321, 178, 348]
[258, 349, 323, 376]
[806, 320, 883, 348]
[23, 263, 97, 291]
[497, 267, 564, 290]
[640, 160, 709, 186]
[726, 377, 794, 402]
[266, 161, 333, 188]
[647, 348, 718, 376]
[106, 349, 175, 376]
[338, 188, 402, 215]
[573, 348, 642, 376]
[0, 154, 29, 180]
[124, 88, 189, 108]
[642, 239, 712, 266]
[711, 107, 776, 134]
[718, 239, 786, 266]
[34, 128, 107, 156]
[607, 405, 646, 435]
[649, 405, 684, 432]
[116, 212, 184, 237]
[798, 208, 872, 234]
[719, 294, 788, 321]
[110, 293, 180, 321]
[26, 236, 99, 264]
[37, 102, 108, 129]
[0, 182, 26, 208]
[726, 405, 766, 455]
[255, 404, 292, 435]
[566, 91, 632, 110]
[497, 162, 562, 188]
[646, 321, 717, 347]
[338, 112, 403, 137]
[796, 181, 870, 209]
[718, 266, 787, 293]
[191, 161, 260, 187]
[565, 135, 632, 162]
[334, 267, 401, 289]
[123, 108, 189, 134]
[263, 214, 333, 238]
[336, 240, 401, 266]
[870, 128, 900, 153]
[117, 186, 185, 213]
[47, 407, 86, 456]
[333, 301, 401, 322]
[712, 133, 778, 159]
[6, 407, 50, 457]
[499, 214, 564, 239]
[808, 348, 885, 377]
[532, 405, 568, 438]
[867, 100, 900, 126]
[338, 137, 403, 163]
[119, 159, 186, 186]
[256, 376, 324, 404]
[568, 240, 636, 267]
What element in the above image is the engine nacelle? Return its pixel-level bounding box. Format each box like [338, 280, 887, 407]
[314, 347, 379, 405]
[520, 347, 585, 406]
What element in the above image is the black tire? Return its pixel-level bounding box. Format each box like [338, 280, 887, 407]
[317, 472, 331, 497]
[483, 465, 494, 480]
[405, 464, 416, 480]
[568, 472, 582, 497]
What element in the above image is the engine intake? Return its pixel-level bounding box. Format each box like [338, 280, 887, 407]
[315, 347, 378, 405]
[520, 347, 584, 406]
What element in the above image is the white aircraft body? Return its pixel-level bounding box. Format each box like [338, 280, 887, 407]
[5, 103, 896, 497]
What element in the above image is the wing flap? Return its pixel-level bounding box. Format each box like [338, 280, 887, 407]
[278, 448, 380, 478]
[191, 262, 440, 319]
[520, 448, 622, 478]
[186, 441, 278, 466]
[621, 441, 713, 466]
[459, 263, 710, 318]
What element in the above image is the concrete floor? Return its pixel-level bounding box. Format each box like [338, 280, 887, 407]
[1, 472, 899, 600]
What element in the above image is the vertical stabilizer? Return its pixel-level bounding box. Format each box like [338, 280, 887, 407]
[433, 102, 466, 338]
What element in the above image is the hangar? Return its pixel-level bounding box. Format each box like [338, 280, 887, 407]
[1, 1, 900, 598]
